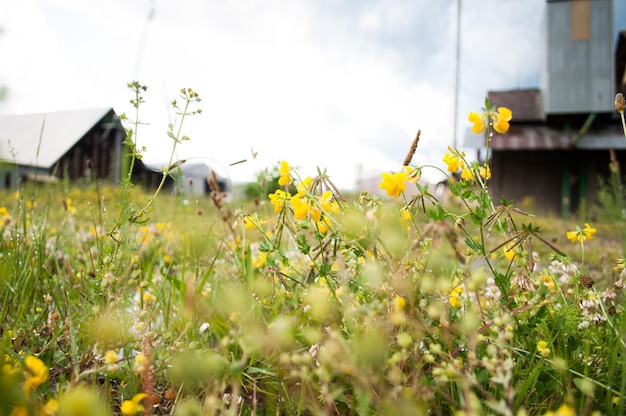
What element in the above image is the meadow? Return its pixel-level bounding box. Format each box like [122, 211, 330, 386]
[1, 86, 626, 415]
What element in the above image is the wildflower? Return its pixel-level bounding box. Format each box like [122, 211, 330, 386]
[394, 296, 406, 311]
[537, 340, 551, 357]
[142, 292, 155, 306]
[268, 189, 290, 213]
[316, 216, 332, 234]
[511, 272, 534, 291]
[133, 352, 148, 374]
[468, 106, 513, 134]
[296, 176, 312, 196]
[103, 350, 120, 372]
[290, 194, 309, 220]
[378, 170, 407, 198]
[579, 296, 606, 329]
[493, 107, 512, 133]
[543, 404, 575, 416]
[120, 393, 148, 415]
[468, 111, 486, 134]
[319, 191, 340, 214]
[252, 251, 267, 268]
[503, 242, 518, 262]
[541, 274, 555, 291]
[63, 198, 77, 215]
[42, 399, 58, 415]
[400, 207, 412, 229]
[404, 165, 421, 183]
[479, 164, 491, 179]
[460, 166, 473, 180]
[442, 149, 464, 173]
[566, 223, 596, 243]
[23, 355, 48, 394]
[449, 286, 463, 308]
[278, 160, 292, 186]
[243, 215, 257, 230]
[0, 206, 10, 223]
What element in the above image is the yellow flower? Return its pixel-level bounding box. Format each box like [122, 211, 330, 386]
[23, 355, 48, 395]
[468, 106, 513, 134]
[290, 194, 309, 219]
[378, 171, 407, 198]
[460, 167, 473, 180]
[252, 252, 267, 268]
[319, 191, 340, 214]
[394, 296, 406, 311]
[316, 216, 332, 234]
[449, 286, 463, 308]
[9, 406, 27, 416]
[541, 274, 555, 291]
[404, 165, 421, 183]
[41, 399, 58, 416]
[479, 164, 491, 179]
[120, 393, 148, 415]
[268, 189, 290, 213]
[244, 216, 254, 229]
[133, 353, 148, 374]
[63, 198, 77, 215]
[468, 111, 486, 134]
[566, 223, 597, 243]
[103, 350, 119, 372]
[537, 340, 551, 357]
[503, 242, 518, 261]
[296, 176, 312, 196]
[278, 160, 292, 186]
[442, 149, 464, 173]
[543, 404, 575, 416]
[493, 107, 512, 134]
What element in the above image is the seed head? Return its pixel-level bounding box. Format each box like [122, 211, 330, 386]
[615, 93, 625, 113]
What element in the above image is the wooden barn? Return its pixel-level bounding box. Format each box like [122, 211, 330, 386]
[0, 107, 163, 189]
[465, 0, 626, 218]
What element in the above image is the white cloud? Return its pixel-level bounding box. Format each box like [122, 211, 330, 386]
[0, 0, 545, 189]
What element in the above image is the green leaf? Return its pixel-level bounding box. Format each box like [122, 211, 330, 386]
[464, 236, 484, 253]
[296, 234, 310, 255]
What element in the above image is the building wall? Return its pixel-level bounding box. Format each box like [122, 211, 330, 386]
[490, 150, 566, 215]
[543, 0, 614, 114]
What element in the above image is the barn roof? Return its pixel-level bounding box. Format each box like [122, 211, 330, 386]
[0, 108, 118, 168]
[488, 89, 544, 122]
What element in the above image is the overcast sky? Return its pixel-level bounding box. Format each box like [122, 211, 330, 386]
[0, 0, 549, 189]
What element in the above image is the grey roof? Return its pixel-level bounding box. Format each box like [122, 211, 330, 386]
[0, 108, 116, 168]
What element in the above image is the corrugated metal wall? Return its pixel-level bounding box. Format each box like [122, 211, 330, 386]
[543, 0, 614, 114]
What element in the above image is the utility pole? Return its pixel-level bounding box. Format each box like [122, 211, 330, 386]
[452, 0, 462, 149]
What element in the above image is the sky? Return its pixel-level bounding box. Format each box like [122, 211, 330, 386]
[0, 0, 548, 189]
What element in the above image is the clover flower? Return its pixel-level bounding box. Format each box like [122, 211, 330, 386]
[468, 106, 512, 134]
[566, 223, 596, 243]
